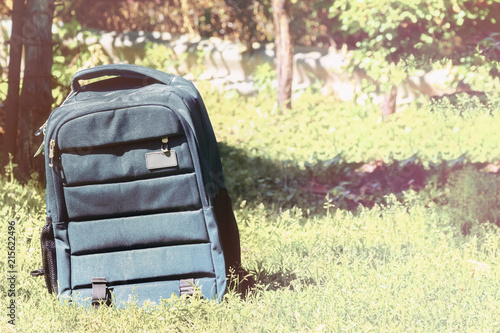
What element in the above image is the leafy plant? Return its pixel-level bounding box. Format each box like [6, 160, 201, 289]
[138, 42, 206, 79]
[446, 165, 500, 234]
[252, 62, 277, 97]
[51, 20, 110, 107]
[478, 32, 500, 62]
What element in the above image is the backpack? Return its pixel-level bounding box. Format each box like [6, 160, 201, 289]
[31, 64, 241, 308]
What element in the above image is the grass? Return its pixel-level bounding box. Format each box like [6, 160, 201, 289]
[203, 85, 500, 166]
[1, 87, 500, 332]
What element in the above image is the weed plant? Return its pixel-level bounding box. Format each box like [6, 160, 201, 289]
[446, 166, 500, 235]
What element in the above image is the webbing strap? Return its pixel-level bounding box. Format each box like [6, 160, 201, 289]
[30, 268, 45, 277]
[91, 277, 109, 308]
[179, 278, 195, 297]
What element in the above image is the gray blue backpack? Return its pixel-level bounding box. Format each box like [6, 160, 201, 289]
[31, 64, 241, 307]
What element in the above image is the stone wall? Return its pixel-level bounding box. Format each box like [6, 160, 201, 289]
[0, 20, 459, 107]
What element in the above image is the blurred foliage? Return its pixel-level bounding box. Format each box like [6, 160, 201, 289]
[445, 165, 500, 234]
[329, 0, 499, 63]
[478, 32, 500, 62]
[40, 0, 500, 97]
[2, 0, 499, 63]
[0, 0, 10, 17]
[329, 0, 500, 91]
[52, 0, 339, 48]
[53, 0, 275, 47]
[3, 0, 499, 96]
[139, 42, 206, 78]
[45, 1, 500, 52]
[50, 19, 111, 107]
[252, 62, 277, 96]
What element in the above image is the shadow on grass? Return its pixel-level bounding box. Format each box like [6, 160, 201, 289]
[220, 142, 500, 295]
[227, 264, 319, 296]
[219, 141, 499, 214]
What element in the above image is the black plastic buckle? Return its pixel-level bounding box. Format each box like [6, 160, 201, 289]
[91, 277, 109, 308]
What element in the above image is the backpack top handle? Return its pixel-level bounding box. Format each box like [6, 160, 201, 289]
[71, 64, 175, 91]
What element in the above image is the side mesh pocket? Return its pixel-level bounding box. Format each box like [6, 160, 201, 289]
[40, 217, 58, 294]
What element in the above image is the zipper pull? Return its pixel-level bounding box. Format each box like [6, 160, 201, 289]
[161, 137, 169, 154]
[34, 121, 47, 136]
[34, 121, 48, 157]
[34, 142, 44, 157]
[48, 139, 56, 167]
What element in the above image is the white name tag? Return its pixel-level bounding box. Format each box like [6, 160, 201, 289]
[145, 150, 178, 170]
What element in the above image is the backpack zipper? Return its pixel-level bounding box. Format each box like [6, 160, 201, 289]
[48, 139, 56, 168]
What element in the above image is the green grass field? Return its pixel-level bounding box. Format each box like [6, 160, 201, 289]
[1, 87, 499, 332]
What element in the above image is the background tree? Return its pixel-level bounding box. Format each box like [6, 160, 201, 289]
[17, 0, 55, 177]
[2, 0, 24, 170]
[2, 0, 54, 177]
[272, 0, 293, 111]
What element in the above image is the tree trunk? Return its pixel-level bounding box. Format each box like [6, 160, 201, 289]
[272, 0, 293, 111]
[17, 0, 54, 177]
[2, 0, 25, 170]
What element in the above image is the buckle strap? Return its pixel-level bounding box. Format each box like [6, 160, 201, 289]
[179, 278, 195, 297]
[91, 277, 109, 308]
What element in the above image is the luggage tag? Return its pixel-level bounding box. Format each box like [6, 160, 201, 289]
[146, 137, 178, 170]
